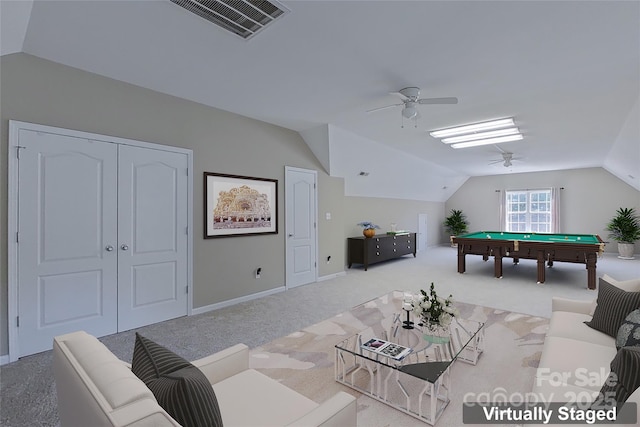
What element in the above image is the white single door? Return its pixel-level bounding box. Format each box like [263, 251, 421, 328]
[117, 145, 189, 330]
[17, 130, 118, 356]
[285, 167, 317, 288]
[418, 213, 428, 252]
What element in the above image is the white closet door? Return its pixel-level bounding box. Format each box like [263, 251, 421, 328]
[285, 167, 317, 288]
[17, 130, 118, 356]
[117, 145, 189, 330]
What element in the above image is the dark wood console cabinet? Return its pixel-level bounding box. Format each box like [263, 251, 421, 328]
[347, 233, 416, 270]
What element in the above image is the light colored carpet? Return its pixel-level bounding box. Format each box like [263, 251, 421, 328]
[250, 291, 548, 426]
[0, 246, 637, 426]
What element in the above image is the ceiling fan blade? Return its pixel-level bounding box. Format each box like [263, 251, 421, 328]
[418, 97, 458, 105]
[366, 103, 403, 113]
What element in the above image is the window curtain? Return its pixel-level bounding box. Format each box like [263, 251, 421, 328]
[498, 189, 506, 231]
[551, 187, 561, 233]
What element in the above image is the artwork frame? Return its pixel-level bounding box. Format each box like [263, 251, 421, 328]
[204, 172, 278, 238]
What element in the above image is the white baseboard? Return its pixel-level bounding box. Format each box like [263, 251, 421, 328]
[191, 285, 286, 316]
[0, 354, 10, 366]
[317, 271, 346, 282]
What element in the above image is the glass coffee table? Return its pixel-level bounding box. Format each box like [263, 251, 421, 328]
[334, 292, 484, 425]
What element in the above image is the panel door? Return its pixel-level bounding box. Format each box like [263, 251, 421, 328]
[285, 167, 317, 288]
[418, 213, 428, 252]
[117, 145, 189, 330]
[17, 130, 118, 356]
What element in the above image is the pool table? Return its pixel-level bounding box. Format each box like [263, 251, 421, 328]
[452, 231, 605, 289]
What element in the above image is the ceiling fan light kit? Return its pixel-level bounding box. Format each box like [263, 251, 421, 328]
[367, 87, 458, 127]
[430, 117, 523, 149]
[401, 103, 419, 119]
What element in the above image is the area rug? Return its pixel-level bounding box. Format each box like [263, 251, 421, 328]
[249, 291, 549, 426]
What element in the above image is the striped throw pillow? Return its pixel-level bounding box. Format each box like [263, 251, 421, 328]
[593, 346, 640, 407]
[585, 279, 640, 338]
[132, 333, 224, 427]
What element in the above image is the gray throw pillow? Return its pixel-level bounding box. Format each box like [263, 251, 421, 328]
[592, 346, 640, 408]
[585, 279, 640, 338]
[131, 333, 224, 427]
[617, 309, 640, 350]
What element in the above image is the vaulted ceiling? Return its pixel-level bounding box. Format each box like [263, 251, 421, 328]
[2, 1, 639, 197]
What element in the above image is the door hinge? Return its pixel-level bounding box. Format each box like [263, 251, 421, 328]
[16, 145, 26, 159]
[16, 316, 19, 327]
[185, 286, 189, 294]
[185, 226, 189, 235]
[16, 232, 19, 243]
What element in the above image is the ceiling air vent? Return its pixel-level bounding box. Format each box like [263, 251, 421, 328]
[170, 0, 289, 40]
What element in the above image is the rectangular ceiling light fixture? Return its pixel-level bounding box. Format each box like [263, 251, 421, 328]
[170, 0, 289, 40]
[430, 118, 523, 149]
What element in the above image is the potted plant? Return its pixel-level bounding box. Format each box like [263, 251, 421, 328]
[606, 207, 640, 259]
[443, 209, 469, 247]
[357, 221, 380, 238]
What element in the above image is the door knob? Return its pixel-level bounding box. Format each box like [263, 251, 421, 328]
[121, 244, 129, 251]
[105, 245, 114, 252]
[288, 234, 294, 237]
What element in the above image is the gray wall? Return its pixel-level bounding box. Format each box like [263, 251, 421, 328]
[343, 196, 445, 249]
[445, 168, 640, 253]
[0, 53, 353, 356]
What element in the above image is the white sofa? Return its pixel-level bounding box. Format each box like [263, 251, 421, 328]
[531, 275, 640, 426]
[53, 331, 357, 427]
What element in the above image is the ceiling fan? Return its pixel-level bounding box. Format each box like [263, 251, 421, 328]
[489, 151, 524, 167]
[366, 87, 458, 123]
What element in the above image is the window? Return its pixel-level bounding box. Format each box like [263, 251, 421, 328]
[505, 189, 553, 232]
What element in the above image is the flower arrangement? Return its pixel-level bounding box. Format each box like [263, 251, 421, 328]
[412, 282, 459, 326]
[357, 221, 380, 230]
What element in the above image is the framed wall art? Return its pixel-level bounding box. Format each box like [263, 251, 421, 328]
[204, 172, 278, 238]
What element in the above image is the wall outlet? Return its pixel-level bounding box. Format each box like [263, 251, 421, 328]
[255, 267, 261, 279]
[326, 255, 331, 264]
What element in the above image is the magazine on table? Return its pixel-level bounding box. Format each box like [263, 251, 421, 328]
[360, 337, 412, 361]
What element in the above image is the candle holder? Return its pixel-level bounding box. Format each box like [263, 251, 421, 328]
[402, 308, 414, 329]
[402, 292, 414, 329]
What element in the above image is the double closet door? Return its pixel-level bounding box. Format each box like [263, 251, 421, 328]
[16, 128, 189, 357]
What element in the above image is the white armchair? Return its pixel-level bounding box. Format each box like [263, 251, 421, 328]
[53, 331, 357, 427]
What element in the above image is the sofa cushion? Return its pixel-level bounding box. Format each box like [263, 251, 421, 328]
[212, 369, 318, 426]
[593, 347, 640, 407]
[546, 311, 615, 347]
[132, 333, 224, 427]
[536, 336, 617, 391]
[591, 276, 640, 315]
[532, 379, 600, 404]
[617, 309, 640, 350]
[585, 279, 640, 337]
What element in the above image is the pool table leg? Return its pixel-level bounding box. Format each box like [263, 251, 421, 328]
[494, 252, 503, 278]
[586, 254, 597, 290]
[457, 245, 466, 273]
[536, 250, 546, 284]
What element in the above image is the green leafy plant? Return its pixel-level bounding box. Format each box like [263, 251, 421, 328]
[606, 207, 640, 243]
[357, 221, 380, 230]
[443, 209, 469, 236]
